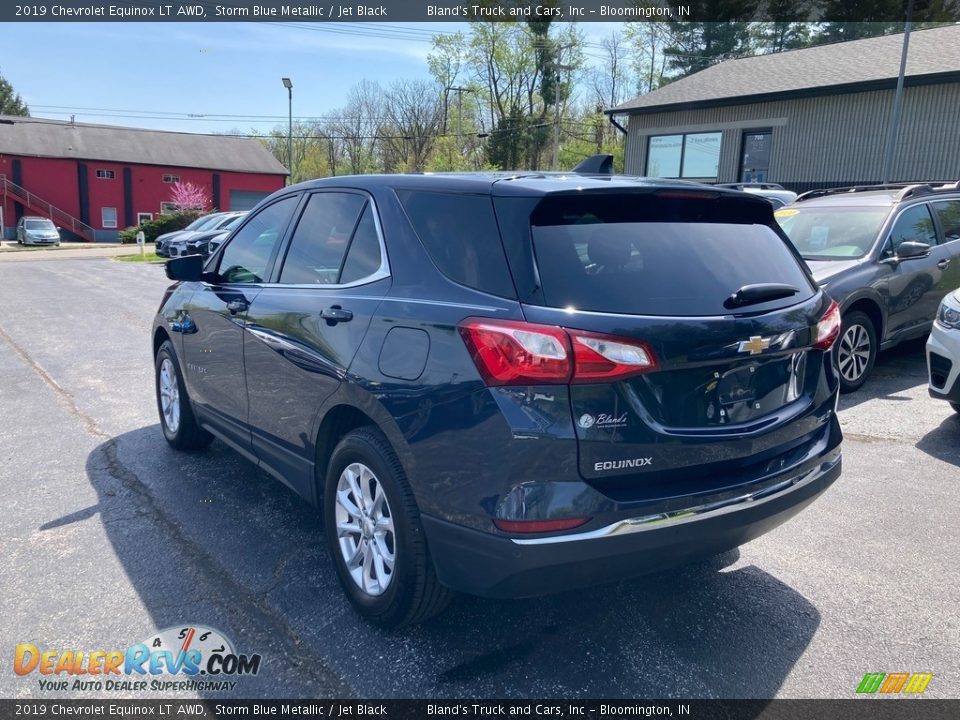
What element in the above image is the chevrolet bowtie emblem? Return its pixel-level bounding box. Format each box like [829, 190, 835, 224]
[738, 336, 770, 355]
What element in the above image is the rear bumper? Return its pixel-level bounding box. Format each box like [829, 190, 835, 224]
[422, 450, 840, 598]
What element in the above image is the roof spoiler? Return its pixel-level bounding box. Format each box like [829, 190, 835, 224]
[572, 154, 614, 175]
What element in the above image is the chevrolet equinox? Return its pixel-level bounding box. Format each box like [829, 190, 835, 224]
[153, 172, 843, 626]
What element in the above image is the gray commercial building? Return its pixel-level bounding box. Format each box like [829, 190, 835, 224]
[607, 25, 960, 192]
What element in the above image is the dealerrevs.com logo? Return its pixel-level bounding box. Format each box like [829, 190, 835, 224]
[14, 625, 261, 693]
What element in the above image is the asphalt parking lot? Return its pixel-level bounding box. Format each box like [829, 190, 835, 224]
[1, 253, 958, 700]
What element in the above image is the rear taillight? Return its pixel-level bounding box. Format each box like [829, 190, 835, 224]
[457, 320, 571, 385]
[814, 301, 841, 350]
[569, 330, 657, 383]
[458, 319, 657, 387]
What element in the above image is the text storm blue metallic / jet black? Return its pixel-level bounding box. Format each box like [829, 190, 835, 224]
[153, 172, 843, 627]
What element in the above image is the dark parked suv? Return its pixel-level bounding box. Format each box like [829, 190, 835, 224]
[154, 172, 843, 626]
[776, 183, 960, 392]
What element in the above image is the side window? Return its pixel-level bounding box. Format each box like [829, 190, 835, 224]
[397, 190, 516, 298]
[340, 204, 383, 284]
[279, 192, 366, 285]
[216, 196, 297, 284]
[886, 204, 936, 256]
[932, 200, 960, 244]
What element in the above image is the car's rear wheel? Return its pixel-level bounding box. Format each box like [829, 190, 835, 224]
[155, 340, 213, 451]
[835, 311, 877, 393]
[324, 427, 452, 627]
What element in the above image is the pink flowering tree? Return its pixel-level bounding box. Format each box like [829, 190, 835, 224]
[168, 181, 211, 212]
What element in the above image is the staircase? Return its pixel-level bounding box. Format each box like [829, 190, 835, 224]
[0, 175, 95, 242]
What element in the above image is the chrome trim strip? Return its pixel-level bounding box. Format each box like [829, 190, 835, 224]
[509, 457, 838, 546]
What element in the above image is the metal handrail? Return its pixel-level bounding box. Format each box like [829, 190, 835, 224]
[0, 174, 95, 240]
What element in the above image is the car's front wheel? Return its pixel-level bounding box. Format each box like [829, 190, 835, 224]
[154, 340, 213, 451]
[324, 427, 452, 627]
[835, 311, 877, 393]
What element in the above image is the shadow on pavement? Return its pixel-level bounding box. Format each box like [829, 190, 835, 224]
[837, 337, 928, 412]
[74, 425, 820, 699]
[916, 411, 960, 467]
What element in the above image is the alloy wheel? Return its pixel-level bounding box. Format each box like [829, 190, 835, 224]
[837, 323, 872, 383]
[158, 358, 181, 434]
[334, 462, 396, 597]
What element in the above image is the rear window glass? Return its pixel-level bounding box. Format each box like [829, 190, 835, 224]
[397, 190, 515, 298]
[530, 194, 814, 316]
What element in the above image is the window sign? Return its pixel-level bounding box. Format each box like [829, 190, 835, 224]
[681, 133, 721, 178]
[646, 135, 683, 178]
[647, 133, 721, 179]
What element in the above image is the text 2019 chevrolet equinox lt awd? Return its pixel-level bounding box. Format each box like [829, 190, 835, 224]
[153, 172, 843, 626]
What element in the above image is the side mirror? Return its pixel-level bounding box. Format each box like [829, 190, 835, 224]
[165, 254, 205, 282]
[896, 240, 931, 260]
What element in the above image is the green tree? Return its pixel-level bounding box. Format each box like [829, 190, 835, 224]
[663, 20, 751, 79]
[752, 1, 815, 54]
[0, 73, 29, 116]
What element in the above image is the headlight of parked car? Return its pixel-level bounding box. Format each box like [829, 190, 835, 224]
[937, 298, 960, 329]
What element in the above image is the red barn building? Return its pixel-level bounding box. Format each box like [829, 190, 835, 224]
[0, 115, 288, 241]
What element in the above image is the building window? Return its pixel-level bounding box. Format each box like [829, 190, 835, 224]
[137, 213, 153, 225]
[160, 202, 178, 215]
[95, 169, 115, 179]
[163, 174, 180, 183]
[646, 132, 722, 179]
[102, 207, 118, 229]
[740, 130, 773, 183]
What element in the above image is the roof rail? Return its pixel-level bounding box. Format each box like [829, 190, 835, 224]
[894, 184, 934, 201]
[716, 182, 786, 190]
[795, 181, 960, 203]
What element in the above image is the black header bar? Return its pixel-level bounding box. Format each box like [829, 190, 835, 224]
[4, 0, 959, 23]
[0, 700, 958, 720]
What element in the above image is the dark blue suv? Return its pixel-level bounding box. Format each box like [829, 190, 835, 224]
[154, 172, 843, 626]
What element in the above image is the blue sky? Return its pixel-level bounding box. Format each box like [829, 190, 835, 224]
[2, 22, 618, 136]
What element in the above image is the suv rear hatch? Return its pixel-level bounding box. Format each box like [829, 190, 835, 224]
[492, 187, 840, 500]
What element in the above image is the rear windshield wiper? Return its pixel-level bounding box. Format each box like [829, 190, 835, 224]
[724, 283, 799, 309]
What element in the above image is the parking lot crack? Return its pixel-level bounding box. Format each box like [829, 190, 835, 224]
[0, 322, 108, 440]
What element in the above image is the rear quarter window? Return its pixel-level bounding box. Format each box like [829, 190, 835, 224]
[529, 193, 815, 316]
[397, 190, 516, 298]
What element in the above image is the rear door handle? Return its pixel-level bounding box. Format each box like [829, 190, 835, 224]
[320, 306, 353, 324]
[937, 258, 951, 269]
[226, 299, 249, 315]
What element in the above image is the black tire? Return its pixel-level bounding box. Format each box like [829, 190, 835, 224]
[154, 340, 213, 451]
[834, 311, 877, 394]
[324, 427, 452, 627]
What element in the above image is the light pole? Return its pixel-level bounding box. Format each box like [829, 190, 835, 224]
[281, 77, 293, 183]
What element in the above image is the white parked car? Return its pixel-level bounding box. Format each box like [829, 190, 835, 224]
[927, 288, 960, 414]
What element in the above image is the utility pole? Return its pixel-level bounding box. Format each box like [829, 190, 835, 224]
[549, 43, 576, 171]
[446, 86, 473, 169]
[447, 86, 473, 136]
[881, 0, 914, 184]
